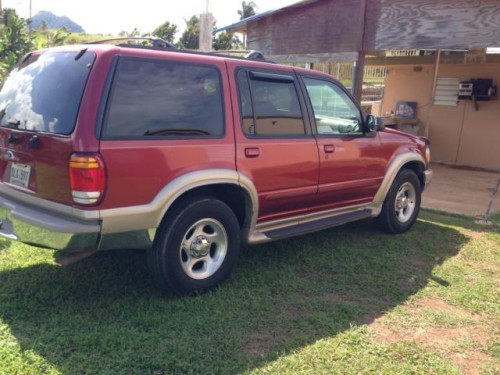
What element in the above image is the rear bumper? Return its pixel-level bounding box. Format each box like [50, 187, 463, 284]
[0, 189, 156, 252]
[0, 192, 101, 251]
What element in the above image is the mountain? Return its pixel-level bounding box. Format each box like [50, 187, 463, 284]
[31, 11, 85, 33]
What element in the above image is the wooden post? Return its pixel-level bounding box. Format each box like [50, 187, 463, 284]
[352, 0, 367, 102]
[352, 51, 365, 102]
[425, 49, 441, 138]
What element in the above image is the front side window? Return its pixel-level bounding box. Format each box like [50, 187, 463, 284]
[237, 70, 306, 136]
[104, 58, 224, 138]
[0, 51, 95, 134]
[303, 77, 362, 135]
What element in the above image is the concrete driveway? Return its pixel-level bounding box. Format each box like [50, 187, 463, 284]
[422, 163, 500, 219]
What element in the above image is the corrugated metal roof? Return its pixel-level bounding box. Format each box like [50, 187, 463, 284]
[214, 0, 324, 34]
[214, 10, 275, 34]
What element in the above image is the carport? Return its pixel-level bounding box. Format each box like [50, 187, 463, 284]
[219, 0, 500, 172]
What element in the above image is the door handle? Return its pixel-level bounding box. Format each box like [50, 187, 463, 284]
[245, 148, 260, 158]
[324, 144, 335, 153]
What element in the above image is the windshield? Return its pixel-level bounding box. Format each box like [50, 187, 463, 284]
[0, 51, 95, 134]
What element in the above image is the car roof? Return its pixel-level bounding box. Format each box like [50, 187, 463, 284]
[36, 40, 336, 81]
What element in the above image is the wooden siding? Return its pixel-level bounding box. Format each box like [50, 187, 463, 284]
[269, 52, 358, 63]
[364, 0, 383, 51]
[272, 0, 363, 54]
[375, 0, 500, 50]
[247, 0, 365, 57]
[243, 0, 500, 62]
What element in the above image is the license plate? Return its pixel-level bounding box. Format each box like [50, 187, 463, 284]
[10, 163, 31, 188]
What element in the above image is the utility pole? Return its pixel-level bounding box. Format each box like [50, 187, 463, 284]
[199, 0, 213, 51]
[29, 0, 33, 33]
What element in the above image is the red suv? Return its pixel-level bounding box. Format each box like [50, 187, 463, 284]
[0, 39, 432, 295]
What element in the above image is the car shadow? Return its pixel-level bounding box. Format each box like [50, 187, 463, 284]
[0, 239, 10, 251]
[0, 216, 469, 374]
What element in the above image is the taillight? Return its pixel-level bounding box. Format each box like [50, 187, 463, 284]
[69, 153, 106, 205]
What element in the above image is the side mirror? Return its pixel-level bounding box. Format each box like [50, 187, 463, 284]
[366, 114, 385, 132]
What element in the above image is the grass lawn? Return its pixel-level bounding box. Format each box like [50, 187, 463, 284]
[0, 210, 498, 375]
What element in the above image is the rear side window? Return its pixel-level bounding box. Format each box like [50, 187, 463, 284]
[103, 58, 224, 138]
[0, 51, 95, 134]
[237, 70, 305, 136]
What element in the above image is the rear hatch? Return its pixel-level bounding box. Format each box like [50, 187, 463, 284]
[0, 50, 96, 205]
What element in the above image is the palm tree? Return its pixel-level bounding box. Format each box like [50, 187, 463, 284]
[238, 1, 257, 20]
[178, 16, 200, 49]
[237, 1, 257, 47]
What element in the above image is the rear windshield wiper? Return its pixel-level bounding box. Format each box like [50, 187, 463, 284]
[75, 48, 88, 61]
[144, 128, 211, 136]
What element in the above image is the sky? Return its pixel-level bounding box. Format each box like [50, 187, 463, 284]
[3, 0, 299, 36]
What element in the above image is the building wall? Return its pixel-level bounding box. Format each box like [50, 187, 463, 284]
[382, 63, 500, 171]
[248, 0, 364, 56]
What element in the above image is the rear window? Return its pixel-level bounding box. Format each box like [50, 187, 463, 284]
[103, 58, 224, 138]
[0, 51, 95, 135]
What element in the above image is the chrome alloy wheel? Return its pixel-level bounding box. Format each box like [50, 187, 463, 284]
[179, 218, 228, 280]
[394, 182, 417, 223]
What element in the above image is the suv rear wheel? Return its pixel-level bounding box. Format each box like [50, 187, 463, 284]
[147, 197, 241, 295]
[377, 169, 421, 233]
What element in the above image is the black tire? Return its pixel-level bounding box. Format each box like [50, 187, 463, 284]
[147, 197, 241, 295]
[377, 169, 422, 234]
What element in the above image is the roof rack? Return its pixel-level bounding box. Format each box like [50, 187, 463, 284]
[210, 49, 267, 61]
[85, 37, 176, 50]
[82, 39, 271, 62]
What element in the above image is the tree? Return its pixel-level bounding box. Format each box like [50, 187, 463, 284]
[177, 16, 199, 49]
[48, 27, 70, 47]
[237, 1, 257, 47]
[34, 21, 70, 48]
[65, 32, 112, 45]
[176, 15, 242, 51]
[0, 9, 34, 84]
[152, 21, 177, 44]
[238, 1, 258, 20]
[213, 32, 241, 51]
[128, 28, 142, 37]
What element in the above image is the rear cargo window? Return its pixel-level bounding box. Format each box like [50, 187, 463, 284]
[0, 51, 95, 134]
[103, 58, 224, 138]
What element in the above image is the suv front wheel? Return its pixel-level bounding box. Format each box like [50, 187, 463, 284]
[147, 197, 241, 295]
[377, 169, 422, 233]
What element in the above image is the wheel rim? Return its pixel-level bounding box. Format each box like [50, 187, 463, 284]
[179, 218, 228, 280]
[394, 182, 417, 223]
